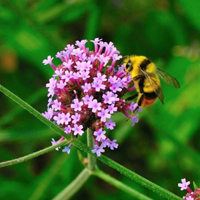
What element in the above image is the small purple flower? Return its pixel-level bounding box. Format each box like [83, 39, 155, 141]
[54, 69, 63, 78]
[51, 99, 61, 111]
[131, 115, 139, 126]
[97, 108, 111, 122]
[88, 99, 101, 113]
[93, 72, 107, 82]
[53, 113, 64, 125]
[82, 83, 92, 93]
[46, 77, 56, 97]
[105, 119, 116, 130]
[103, 91, 116, 104]
[71, 99, 83, 111]
[62, 146, 71, 154]
[64, 125, 72, 134]
[82, 94, 94, 105]
[178, 178, 191, 191]
[101, 138, 118, 150]
[51, 138, 60, 151]
[71, 113, 81, 124]
[92, 80, 106, 92]
[93, 128, 106, 141]
[65, 44, 74, 52]
[62, 113, 71, 125]
[57, 80, 66, 89]
[91, 144, 105, 157]
[43, 55, 53, 65]
[73, 124, 84, 136]
[107, 104, 117, 114]
[107, 139, 118, 150]
[42, 108, 53, 120]
[62, 143, 73, 154]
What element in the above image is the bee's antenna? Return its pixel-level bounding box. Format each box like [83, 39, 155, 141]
[119, 55, 129, 66]
[122, 55, 129, 59]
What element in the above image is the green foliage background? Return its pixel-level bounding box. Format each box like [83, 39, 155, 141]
[0, 0, 200, 199]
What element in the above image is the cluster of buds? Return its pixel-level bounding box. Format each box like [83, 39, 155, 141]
[42, 38, 140, 156]
[178, 178, 200, 200]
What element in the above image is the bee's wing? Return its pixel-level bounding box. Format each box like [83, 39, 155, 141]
[141, 69, 164, 104]
[156, 68, 180, 88]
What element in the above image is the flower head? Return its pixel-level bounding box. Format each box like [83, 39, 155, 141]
[42, 38, 140, 156]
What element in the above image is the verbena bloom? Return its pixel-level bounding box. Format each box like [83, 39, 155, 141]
[178, 178, 200, 200]
[178, 178, 191, 191]
[42, 38, 140, 156]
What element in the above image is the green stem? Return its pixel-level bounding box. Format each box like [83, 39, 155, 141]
[52, 168, 91, 200]
[0, 140, 68, 168]
[92, 169, 153, 200]
[87, 128, 96, 170]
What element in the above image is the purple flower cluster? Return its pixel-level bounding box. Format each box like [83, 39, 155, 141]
[42, 38, 140, 156]
[178, 178, 200, 200]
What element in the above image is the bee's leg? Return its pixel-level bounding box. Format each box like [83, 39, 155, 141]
[126, 93, 138, 101]
[133, 93, 144, 113]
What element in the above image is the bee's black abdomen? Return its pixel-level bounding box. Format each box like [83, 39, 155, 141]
[144, 92, 157, 99]
[138, 77, 145, 93]
[140, 59, 151, 70]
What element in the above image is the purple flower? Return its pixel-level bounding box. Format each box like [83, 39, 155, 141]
[73, 124, 84, 136]
[105, 119, 116, 130]
[43, 55, 53, 65]
[103, 91, 116, 104]
[88, 99, 101, 113]
[62, 143, 73, 154]
[42, 108, 53, 120]
[71, 113, 81, 124]
[82, 95, 94, 105]
[97, 108, 111, 122]
[93, 128, 106, 141]
[92, 80, 106, 92]
[93, 72, 107, 82]
[62, 113, 71, 125]
[42, 38, 141, 156]
[131, 115, 139, 126]
[64, 125, 72, 134]
[51, 138, 60, 151]
[82, 83, 92, 93]
[71, 99, 83, 111]
[178, 178, 191, 191]
[91, 144, 105, 157]
[51, 99, 61, 111]
[107, 104, 117, 114]
[101, 138, 118, 150]
[62, 146, 71, 154]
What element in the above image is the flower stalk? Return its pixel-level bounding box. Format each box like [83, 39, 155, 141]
[87, 128, 96, 171]
[0, 139, 68, 168]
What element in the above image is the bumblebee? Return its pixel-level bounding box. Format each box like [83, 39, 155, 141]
[123, 55, 180, 111]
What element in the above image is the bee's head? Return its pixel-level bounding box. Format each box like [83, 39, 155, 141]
[125, 59, 133, 72]
[123, 56, 134, 73]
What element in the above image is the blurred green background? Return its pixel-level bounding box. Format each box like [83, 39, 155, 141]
[0, 0, 200, 199]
